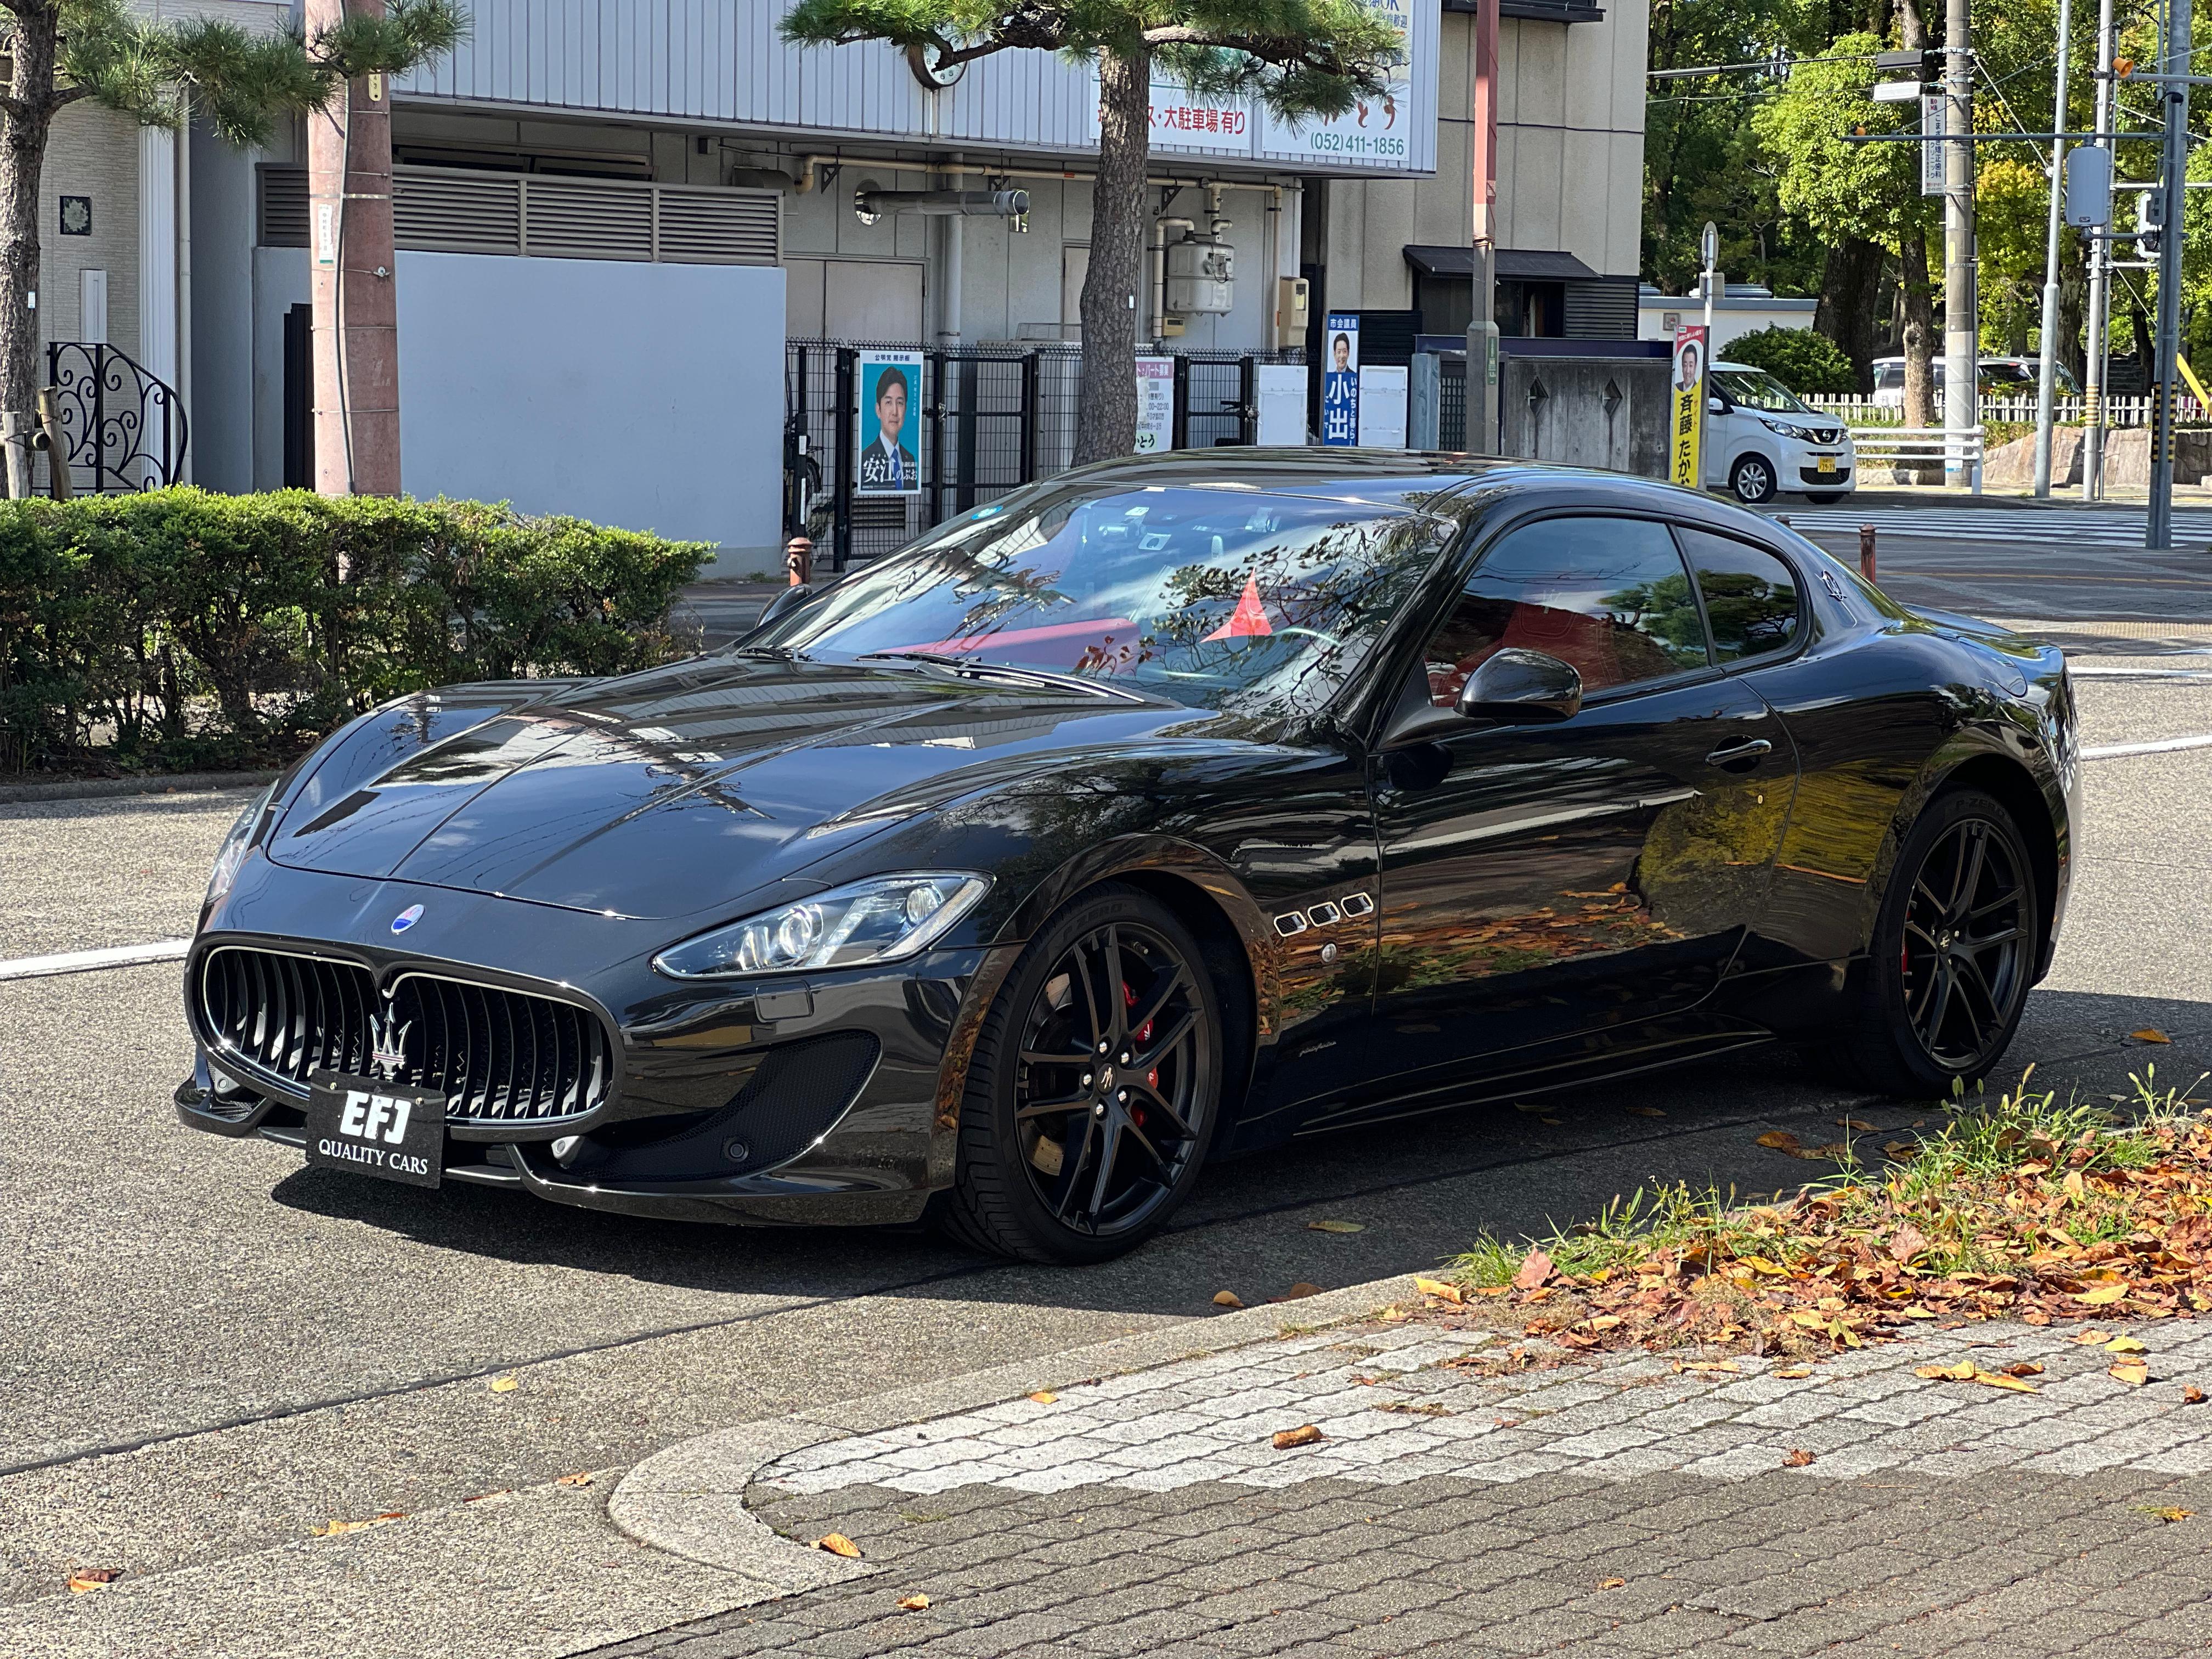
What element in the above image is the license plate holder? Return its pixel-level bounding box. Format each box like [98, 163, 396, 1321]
[1816, 455, 1836, 475]
[305, 1073, 448, 1188]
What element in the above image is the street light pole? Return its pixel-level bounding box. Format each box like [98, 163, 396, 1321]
[1943, 0, 1978, 488]
[1702, 219, 1720, 343]
[2032, 0, 2073, 496]
[2148, 0, 2192, 549]
[2083, 0, 2117, 499]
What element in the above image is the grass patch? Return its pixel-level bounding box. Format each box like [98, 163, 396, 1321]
[1437, 1067, 2210, 1356]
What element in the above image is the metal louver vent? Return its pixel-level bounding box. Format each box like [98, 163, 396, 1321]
[258, 166, 779, 267]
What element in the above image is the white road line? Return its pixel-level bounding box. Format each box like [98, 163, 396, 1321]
[0, 939, 190, 981]
[2081, 734, 2212, 760]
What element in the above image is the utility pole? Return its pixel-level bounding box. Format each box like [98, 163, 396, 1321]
[1702, 219, 1720, 344]
[2147, 0, 2192, 549]
[307, 0, 402, 496]
[1465, 0, 1500, 452]
[2032, 0, 2073, 495]
[2082, 0, 2116, 499]
[1943, 0, 1978, 488]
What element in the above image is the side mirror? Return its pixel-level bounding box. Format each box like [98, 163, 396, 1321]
[1707, 396, 1726, 415]
[1457, 648, 1583, 724]
[748, 583, 814, 637]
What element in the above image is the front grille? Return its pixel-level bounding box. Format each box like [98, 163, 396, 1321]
[198, 947, 617, 1125]
[1799, 465, 1854, 484]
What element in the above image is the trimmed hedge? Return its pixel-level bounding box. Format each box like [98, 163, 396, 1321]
[0, 489, 712, 776]
[1721, 325, 1860, 396]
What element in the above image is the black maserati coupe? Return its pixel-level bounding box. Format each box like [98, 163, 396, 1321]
[178, 454, 2076, 1262]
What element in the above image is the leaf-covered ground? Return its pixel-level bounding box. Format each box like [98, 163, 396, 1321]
[1420, 1067, 2212, 1386]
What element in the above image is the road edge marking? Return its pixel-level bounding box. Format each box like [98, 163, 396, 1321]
[0, 939, 189, 981]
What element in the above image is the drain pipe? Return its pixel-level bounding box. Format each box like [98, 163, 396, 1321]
[940, 153, 963, 347]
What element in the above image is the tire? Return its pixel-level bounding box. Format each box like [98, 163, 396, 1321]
[1822, 788, 2040, 1098]
[938, 884, 1224, 1263]
[1730, 454, 1779, 504]
[1802, 491, 1847, 505]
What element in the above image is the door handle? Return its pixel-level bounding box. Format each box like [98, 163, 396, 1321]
[1705, 736, 1773, 771]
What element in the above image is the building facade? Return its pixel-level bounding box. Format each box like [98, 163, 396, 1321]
[59, 0, 1644, 574]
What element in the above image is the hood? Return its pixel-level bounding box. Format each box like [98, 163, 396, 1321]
[269, 657, 1197, 918]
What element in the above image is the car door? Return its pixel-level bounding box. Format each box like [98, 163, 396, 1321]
[1360, 511, 1799, 1103]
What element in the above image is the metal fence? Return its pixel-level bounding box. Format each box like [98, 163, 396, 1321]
[786, 341, 1304, 568]
[1806, 393, 2201, 428]
[36, 342, 188, 493]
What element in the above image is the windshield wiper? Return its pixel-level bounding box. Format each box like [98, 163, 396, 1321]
[729, 645, 812, 663]
[857, 651, 1146, 703]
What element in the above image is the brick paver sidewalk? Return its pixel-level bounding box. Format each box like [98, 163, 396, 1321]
[603, 1318, 2212, 1658]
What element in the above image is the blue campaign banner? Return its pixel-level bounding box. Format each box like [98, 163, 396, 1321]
[1321, 314, 1360, 447]
[856, 350, 924, 495]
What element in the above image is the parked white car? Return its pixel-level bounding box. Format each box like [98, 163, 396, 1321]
[1703, 362, 1855, 504]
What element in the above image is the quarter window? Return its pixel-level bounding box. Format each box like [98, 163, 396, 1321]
[1421, 517, 1711, 707]
[1674, 527, 1801, 662]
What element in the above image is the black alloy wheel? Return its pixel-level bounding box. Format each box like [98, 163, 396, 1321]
[941, 886, 1221, 1263]
[1825, 788, 2040, 1097]
[1730, 454, 1779, 504]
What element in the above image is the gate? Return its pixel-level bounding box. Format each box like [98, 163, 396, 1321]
[786, 341, 1303, 569]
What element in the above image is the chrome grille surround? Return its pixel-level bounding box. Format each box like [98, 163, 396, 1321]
[194, 944, 620, 1127]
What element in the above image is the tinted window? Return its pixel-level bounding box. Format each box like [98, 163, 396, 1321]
[1421, 517, 1709, 706]
[1675, 527, 1801, 661]
[749, 484, 1449, 716]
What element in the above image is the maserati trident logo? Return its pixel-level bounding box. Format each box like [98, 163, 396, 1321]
[369, 996, 412, 1082]
[391, 903, 425, 934]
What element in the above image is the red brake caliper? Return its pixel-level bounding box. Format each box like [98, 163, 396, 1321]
[1124, 982, 1155, 1125]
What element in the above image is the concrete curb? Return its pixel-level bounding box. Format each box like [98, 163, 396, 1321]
[608, 1270, 1424, 1578]
[0, 770, 278, 805]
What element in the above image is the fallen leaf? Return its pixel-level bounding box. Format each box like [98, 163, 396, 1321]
[1413, 1276, 1465, 1305]
[1027, 1390, 1058, 1405]
[1598, 1576, 1627, 1590]
[1212, 1290, 1245, 1308]
[463, 1490, 515, 1505]
[2001, 1362, 2045, 1378]
[2148, 1506, 2195, 1523]
[311, 1512, 405, 1537]
[488, 1375, 520, 1393]
[2184, 1386, 2208, 1404]
[2104, 1336, 2148, 1355]
[66, 1569, 120, 1594]
[556, 1472, 594, 1488]
[1272, 1424, 1324, 1449]
[1900, 1305, 1940, 1321]
[1782, 1448, 1816, 1467]
[1512, 1249, 1555, 1291]
[1773, 1366, 1814, 1379]
[1276, 1282, 1325, 1301]
[2111, 1361, 2151, 1386]
[1756, 1130, 1803, 1154]
[1916, 1361, 1978, 1381]
[2133, 1029, 2173, 1044]
[1835, 1118, 1878, 1133]
[1680, 1359, 1740, 1373]
[1884, 1141, 1917, 1158]
[1626, 1106, 1666, 1118]
[895, 1593, 931, 1611]
[2073, 1283, 2130, 1305]
[1977, 1371, 2041, 1393]
[1307, 1220, 1365, 1233]
[1540, 1116, 1564, 1126]
[2062, 1170, 2087, 1198]
[1888, 1223, 1929, 1263]
[2072, 1330, 2115, 1346]
[815, 1533, 863, 1559]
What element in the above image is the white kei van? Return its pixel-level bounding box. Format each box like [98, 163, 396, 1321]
[1702, 362, 1856, 504]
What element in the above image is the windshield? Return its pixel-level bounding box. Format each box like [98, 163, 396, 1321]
[1711, 368, 1816, 415]
[749, 483, 1453, 718]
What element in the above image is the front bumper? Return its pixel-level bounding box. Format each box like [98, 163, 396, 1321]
[180, 867, 1022, 1226]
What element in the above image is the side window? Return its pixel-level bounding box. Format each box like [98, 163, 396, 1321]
[1674, 527, 1801, 662]
[1421, 516, 1711, 707]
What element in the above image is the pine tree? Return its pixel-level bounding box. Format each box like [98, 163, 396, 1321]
[0, 0, 462, 494]
[780, 0, 1402, 463]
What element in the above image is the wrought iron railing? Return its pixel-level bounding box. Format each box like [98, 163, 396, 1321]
[42, 342, 188, 492]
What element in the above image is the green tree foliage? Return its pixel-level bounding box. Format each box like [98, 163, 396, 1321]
[780, 0, 1400, 462]
[0, 0, 465, 492]
[1722, 324, 1857, 392]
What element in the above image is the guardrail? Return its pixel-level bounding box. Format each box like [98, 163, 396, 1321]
[1847, 426, 1986, 494]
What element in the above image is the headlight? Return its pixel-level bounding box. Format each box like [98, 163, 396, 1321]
[652, 873, 992, 979]
[201, 783, 276, 923]
[1759, 416, 1813, 439]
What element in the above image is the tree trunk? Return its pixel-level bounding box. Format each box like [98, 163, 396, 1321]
[2056, 245, 2086, 384]
[0, 3, 61, 499]
[1074, 45, 1150, 465]
[1900, 230, 1937, 430]
[1815, 237, 1883, 392]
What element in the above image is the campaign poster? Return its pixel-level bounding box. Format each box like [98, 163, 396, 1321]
[856, 349, 923, 495]
[1135, 357, 1175, 452]
[1669, 323, 1708, 490]
[1321, 314, 1360, 447]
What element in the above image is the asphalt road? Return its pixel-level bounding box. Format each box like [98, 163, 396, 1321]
[5, 535, 2212, 1655]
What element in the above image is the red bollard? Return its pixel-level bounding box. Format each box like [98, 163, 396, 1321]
[1859, 523, 1877, 584]
[785, 535, 814, 586]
